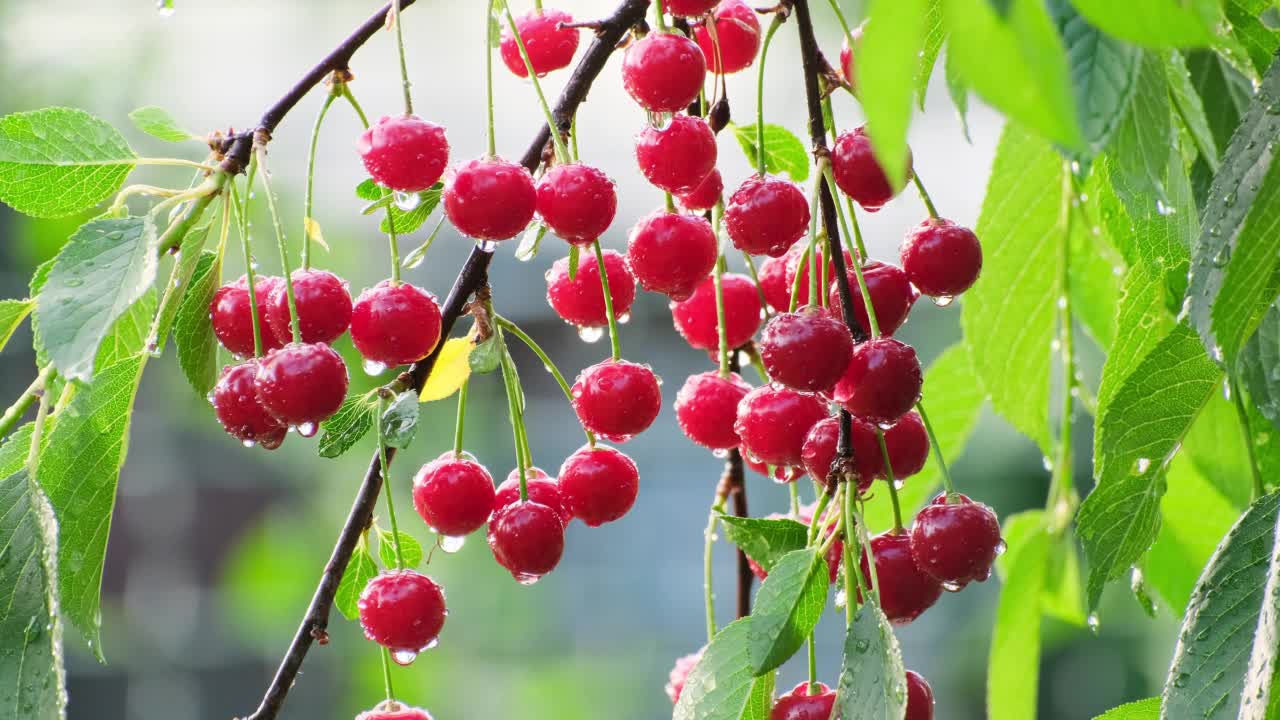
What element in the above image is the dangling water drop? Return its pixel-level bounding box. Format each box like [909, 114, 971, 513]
[577, 325, 604, 343]
[439, 535, 466, 554]
[393, 191, 421, 212]
[617, 312, 632, 325]
[363, 358, 388, 376]
[297, 422, 318, 438]
[515, 572, 542, 586]
[1087, 613, 1100, 634]
[931, 295, 954, 308]
[391, 649, 418, 666]
[835, 588, 847, 608]
[241, 439, 257, 449]
[476, 240, 499, 253]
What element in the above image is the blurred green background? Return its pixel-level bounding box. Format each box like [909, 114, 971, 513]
[0, 1, 1179, 718]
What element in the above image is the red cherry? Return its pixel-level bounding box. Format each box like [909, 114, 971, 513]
[787, 245, 854, 307]
[264, 269, 352, 346]
[253, 342, 348, 430]
[666, 0, 718, 16]
[412, 451, 496, 538]
[487, 500, 566, 583]
[211, 275, 285, 357]
[635, 115, 717, 194]
[758, 253, 794, 312]
[832, 126, 912, 212]
[900, 218, 983, 298]
[694, 0, 762, 75]
[350, 281, 443, 368]
[759, 307, 853, 392]
[839, 22, 865, 88]
[496, 468, 572, 527]
[443, 157, 537, 241]
[828, 261, 918, 337]
[545, 249, 636, 329]
[622, 32, 707, 113]
[557, 444, 640, 526]
[357, 570, 447, 658]
[677, 168, 724, 212]
[571, 359, 663, 442]
[536, 163, 617, 245]
[734, 386, 828, 468]
[499, 9, 579, 78]
[883, 411, 928, 479]
[626, 210, 718, 301]
[910, 493, 1003, 589]
[859, 531, 941, 624]
[675, 371, 752, 450]
[724, 175, 811, 257]
[211, 360, 287, 450]
[671, 274, 763, 353]
[356, 700, 434, 720]
[835, 337, 922, 425]
[357, 115, 449, 193]
[800, 415, 881, 490]
[743, 451, 805, 482]
[905, 670, 935, 720]
[770, 681, 836, 720]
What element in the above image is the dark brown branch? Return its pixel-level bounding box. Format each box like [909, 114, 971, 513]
[239, 2, 650, 718]
[724, 352, 752, 619]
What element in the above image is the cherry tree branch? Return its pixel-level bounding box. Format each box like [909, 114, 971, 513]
[237, 2, 650, 718]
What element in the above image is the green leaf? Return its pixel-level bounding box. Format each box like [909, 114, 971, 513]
[944, 0, 1083, 150]
[1097, 265, 1177, 411]
[127, 106, 197, 143]
[916, 0, 945, 109]
[987, 519, 1049, 719]
[34, 216, 158, 381]
[729, 123, 810, 182]
[1094, 698, 1160, 719]
[379, 183, 443, 235]
[1108, 53, 1174, 208]
[673, 618, 776, 720]
[151, 218, 212, 353]
[38, 354, 146, 653]
[833, 602, 908, 720]
[0, 108, 137, 218]
[856, 0, 929, 186]
[943, 45, 972, 141]
[1069, 195, 1125, 350]
[1162, 492, 1280, 719]
[1052, 0, 1142, 157]
[380, 391, 420, 449]
[1242, 302, 1280, 430]
[174, 251, 222, 397]
[1186, 57, 1280, 365]
[355, 178, 382, 201]
[376, 530, 424, 569]
[0, 427, 67, 720]
[468, 335, 503, 375]
[745, 548, 830, 673]
[1069, 0, 1219, 48]
[996, 511, 1085, 624]
[1188, 50, 1253, 158]
[334, 542, 378, 621]
[1078, 323, 1221, 611]
[1224, 1, 1280, 78]
[515, 222, 549, 262]
[719, 516, 809, 574]
[962, 126, 1066, 454]
[1166, 51, 1219, 172]
[0, 298, 35, 353]
[318, 391, 379, 459]
[567, 244, 580, 281]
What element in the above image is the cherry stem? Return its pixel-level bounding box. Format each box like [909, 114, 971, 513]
[500, 0, 572, 164]
[916, 401, 957, 497]
[740, 254, 773, 321]
[912, 173, 940, 220]
[711, 206, 731, 378]
[380, 648, 397, 702]
[592, 240, 623, 361]
[654, 0, 669, 31]
[485, 0, 498, 158]
[454, 379, 469, 457]
[376, 394, 409, 570]
[24, 378, 51, 475]
[340, 86, 405, 286]
[754, 15, 785, 176]
[822, 163, 879, 337]
[494, 314, 597, 447]
[256, 147, 303, 345]
[788, 482, 801, 517]
[231, 170, 267, 357]
[840, 488, 860, 624]
[806, 486, 832, 545]
[875, 428, 905, 533]
[665, 191, 677, 213]
[301, 86, 341, 271]
[496, 324, 533, 501]
[704, 494, 726, 641]
[391, 0, 414, 115]
[807, 634, 819, 694]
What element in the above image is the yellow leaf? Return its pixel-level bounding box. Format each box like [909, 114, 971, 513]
[304, 216, 329, 252]
[419, 337, 472, 402]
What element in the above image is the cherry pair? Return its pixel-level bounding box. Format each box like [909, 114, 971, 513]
[768, 674, 934, 720]
[211, 344, 349, 448]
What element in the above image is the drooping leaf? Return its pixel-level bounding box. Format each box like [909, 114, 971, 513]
[1185, 392, 1263, 508]
[174, 251, 222, 397]
[1051, 0, 1142, 158]
[34, 216, 158, 381]
[468, 335, 503, 375]
[1241, 302, 1280, 430]
[0, 108, 137, 218]
[719, 516, 809, 575]
[380, 390, 420, 449]
[856, 0, 929, 186]
[987, 518, 1050, 719]
[355, 179, 382, 202]
[833, 601, 908, 720]
[334, 542, 378, 621]
[1094, 697, 1161, 719]
[0, 298, 35, 353]
[1165, 51, 1219, 172]
[419, 337, 473, 402]
[729, 123, 810, 182]
[151, 218, 212, 353]
[1108, 53, 1174, 209]
[995, 511, 1084, 624]
[95, 289, 154, 370]
[514, 222, 549, 262]
[674, 618, 776, 720]
[1069, 0, 1220, 48]
[1223, 0, 1280, 78]
[318, 391, 380, 459]
[916, 0, 944, 109]
[746, 548, 830, 673]
[1187, 50, 1253, 157]
[1162, 492, 1280, 720]
[127, 106, 197, 143]
[943, 44, 972, 141]
[376, 530, 424, 570]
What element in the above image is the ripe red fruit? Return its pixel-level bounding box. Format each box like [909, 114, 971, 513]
[571, 359, 663, 442]
[412, 452, 497, 538]
[832, 126, 912, 212]
[499, 9, 579, 78]
[211, 361, 287, 450]
[758, 252, 794, 312]
[860, 531, 942, 624]
[665, 649, 704, 704]
[900, 218, 983, 298]
[828, 261, 918, 337]
[357, 115, 449, 193]
[443, 157, 537, 241]
[356, 700, 434, 720]
[770, 681, 836, 720]
[357, 570, 447, 658]
[835, 337, 923, 425]
[800, 415, 881, 490]
[211, 275, 285, 357]
[496, 468, 572, 527]
[743, 452, 804, 482]
[545, 249, 636, 329]
[883, 411, 929, 479]
[677, 168, 724, 212]
[910, 493, 1003, 589]
[724, 175, 811, 257]
[694, 0, 762, 75]
[675, 371, 752, 450]
[350, 281, 443, 369]
[626, 210, 718, 301]
[905, 670, 935, 720]
[487, 500, 566, 583]
[536, 163, 617, 245]
[635, 115, 717, 194]
[759, 308, 853, 392]
[557, 444, 640, 526]
[671, 274, 763, 353]
[253, 342, 348, 431]
[265, 269, 352, 346]
[839, 23, 865, 88]
[622, 32, 707, 113]
[734, 386, 829, 468]
[666, 0, 718, 16]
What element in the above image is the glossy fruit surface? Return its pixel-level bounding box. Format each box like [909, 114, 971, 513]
[900, 217, 983, 297]
[357, 570, 447, 656]
[665, 649, 704, 704]
[800, 415, 881, 490]
[495, 469, 572, 527]
[910, 493, 1003, 588]
[770, 681, 836, 720]
[671, 273, 763, 352]
[211, 275, 284, 357]
[635, 115, 717, 194]
[666, 0, 718, 16]
[212, 360, 287, 450]
[355, 700, 434, 720]
[443, 157, 537, 241]
[499, 9, 579, 78]
[627, 210, 718, 301]
[758, 252, 794, 312]
[622, 32, 707, 112]
[724, 175, 811, 257]
[545, 249, 636, 329]
[412, 452, 497, 538]
[828, 261, 917, 337]
[759, 308, 853, 392]
[905, 670, 935, 720]
[860, 531, 942, 624]
[677, 168, 724, 212]
[536, 162, 617, 245]
[694, 0, 762, 74]
[265, 269, 352, 345]
[735, 386, 829, 468]
[557, 444, 640, 526]
[832, 126, 912, 211]
[253, 342, 349, 429]
[357, 114, 449, 193]
[883, 411, 929, 479]
[350, 281, 443, 368]
[487, 501, 566, 584]
[835, 337, 923, 425]
[571, 360, 662, 442]
[675, 371, 752, 450]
